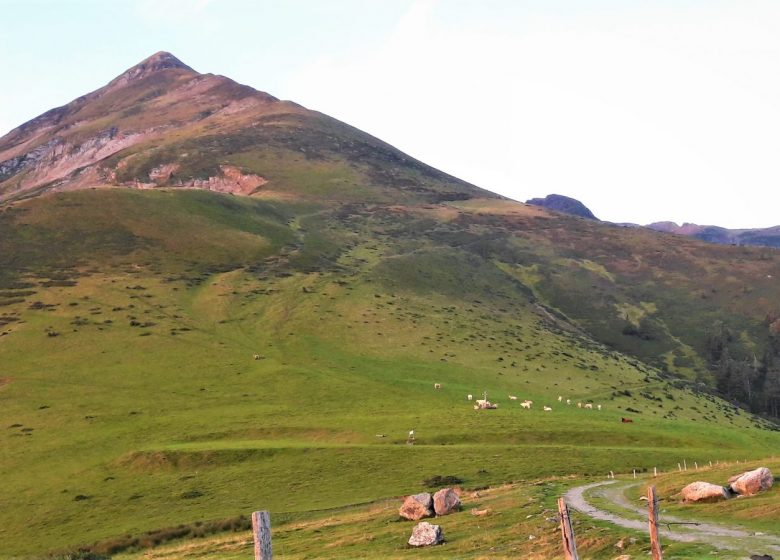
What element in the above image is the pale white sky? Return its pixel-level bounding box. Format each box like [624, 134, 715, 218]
[2, 0, 779, 228]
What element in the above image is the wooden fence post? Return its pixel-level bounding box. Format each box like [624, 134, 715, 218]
[647, 486, 663, 560]
[557, 497, 579, 560]
[252, 510, 273, 560]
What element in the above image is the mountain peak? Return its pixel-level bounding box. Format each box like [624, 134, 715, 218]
[110, 51, 196, 85]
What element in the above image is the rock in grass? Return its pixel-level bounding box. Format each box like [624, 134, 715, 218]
[408, 521, 444, 547]
[728, 467, 774, 496]
[681, 481, 729, 503]
[433, 487, 461, 515]
[399, 493, 434, 521]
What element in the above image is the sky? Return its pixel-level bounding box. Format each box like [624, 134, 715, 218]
[2, 0, 779, 228]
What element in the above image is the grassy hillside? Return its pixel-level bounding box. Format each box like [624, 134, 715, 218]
[112, 459, 779, 560]
[1, 189, 778, 557]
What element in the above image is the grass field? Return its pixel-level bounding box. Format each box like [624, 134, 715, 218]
[1, 189, 778, 558]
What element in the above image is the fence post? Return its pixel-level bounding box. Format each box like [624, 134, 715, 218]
[557, 497, 579, 560]
[647, 486, 663, 560]
[252, 510, 273, 560]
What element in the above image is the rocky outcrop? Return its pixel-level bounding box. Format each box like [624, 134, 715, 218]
[149, 163, 180, 184]
[0, 128, 153, 200]
[433, 487, 461, 515]
[728, 467, 774, 496]
[680, 481, 729, 503]
[165, 165, 267, 195]
[399, 493, 434, 521]
[526, 194, 599, 220]
[407, 521, 444, 547]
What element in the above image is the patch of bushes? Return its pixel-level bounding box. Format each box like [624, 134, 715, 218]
[59, 515, 251, 556]
[422, 475, 463, 488]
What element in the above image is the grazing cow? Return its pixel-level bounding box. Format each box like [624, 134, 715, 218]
[621, 417, 633, 423]
[597, 404, 602, 411]
[520, 401, 532, 409]
[434, 383, 441, 389]
[509, 395, 518, 400]
[584, 403, 593, 410]
[566, 399, 571, 405]
[467, 394, 473, 401]
[543, 406, 552, 412]
[558, 395, 563, 402]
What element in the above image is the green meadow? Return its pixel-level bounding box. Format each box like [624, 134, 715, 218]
[0, 189, 778, 557]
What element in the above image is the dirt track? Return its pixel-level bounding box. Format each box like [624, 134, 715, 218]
[564, 480, 780, 558]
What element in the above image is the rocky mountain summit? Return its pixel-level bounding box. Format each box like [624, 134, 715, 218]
[525, 193, 598, 220]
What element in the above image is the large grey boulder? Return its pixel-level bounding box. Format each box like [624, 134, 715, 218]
[399, 493, 434, 521]
[408, 521, 444, 547]
[728, 467, 774, 496]
[433, 487, 461, 515]
[681, 481, 729, 503]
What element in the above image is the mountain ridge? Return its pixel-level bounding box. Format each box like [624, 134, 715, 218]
[526, 193, 780, 248]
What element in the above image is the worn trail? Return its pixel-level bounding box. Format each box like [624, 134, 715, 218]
[564, 480, 780, 557]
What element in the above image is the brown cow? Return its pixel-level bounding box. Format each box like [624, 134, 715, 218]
[621, 417, 633, 423]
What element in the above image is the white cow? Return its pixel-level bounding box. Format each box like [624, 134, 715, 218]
[566, 399, 571, 405]
[543, 406, 552, 412]
[597, 404, 602, 411]
[467, 394, 473, 401]
[509, 395, 518, 400]
[520, 401, 532, 409]
[558, 395, 563, 402]
[434, 383, 441, 389]
[577, 402, 582, 408]
[584, 403, 593, 410]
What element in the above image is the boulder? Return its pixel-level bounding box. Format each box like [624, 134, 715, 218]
[681, 481, 729, 503]
[407, 521, 444, 547]
[433, 487, 461, 515]
[728, 467, 774, 496]
[399, 493, 434, 521]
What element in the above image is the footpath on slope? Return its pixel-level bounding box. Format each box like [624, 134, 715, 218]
[564, 480, 780, 557]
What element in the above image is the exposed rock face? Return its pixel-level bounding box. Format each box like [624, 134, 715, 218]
[433, 487, 461, 515]
[680, 481, 729, 503]
[728, 467, 774, 496]
[183, 165, 267, 195]
[525, 194, 598, 220]
[142, 163, 267, 195]
[407, 521, 444, 547]
[399, 493, 434, 521]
